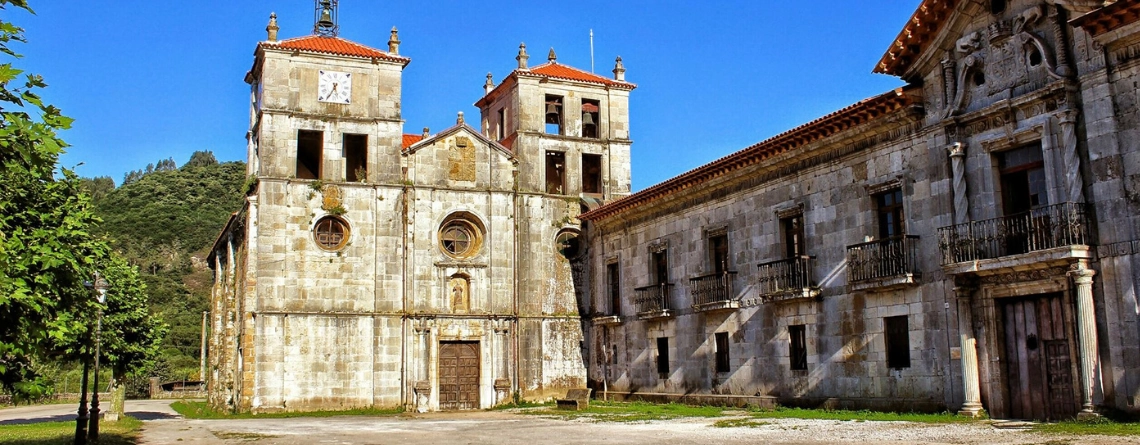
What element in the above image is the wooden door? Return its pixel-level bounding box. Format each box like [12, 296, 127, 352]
[1000, 293, 1077, 420]
[439, 341, 479, 410]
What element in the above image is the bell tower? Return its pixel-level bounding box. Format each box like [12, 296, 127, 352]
[313, 0, 338, 37]
[475, 46, 635, 202]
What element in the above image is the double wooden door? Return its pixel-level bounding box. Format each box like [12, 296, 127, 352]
[1000, 293, 1078, 420]
[439, 341, 479, 410]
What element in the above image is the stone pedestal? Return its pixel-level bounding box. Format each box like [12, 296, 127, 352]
[955, 286, 984, 417]
[414, 381, 431, 413]
[494, 378, 512, 405]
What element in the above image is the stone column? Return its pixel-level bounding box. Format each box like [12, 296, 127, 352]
[942, 58, 957, 112]
[1049, 5, 1072, 78]
[413, 317, 433, 413]
[948, 142, 969, 225]
[955, 286, 984, 417]
[1069, 262, 1100, 418]
[1058, 111, 1084, 204]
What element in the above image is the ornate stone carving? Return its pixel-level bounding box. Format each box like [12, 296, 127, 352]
[977, 266, 1069, 285]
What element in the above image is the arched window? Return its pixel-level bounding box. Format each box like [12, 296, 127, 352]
[556, 229, 582, 260]
[438, 214, 484, 259]
[313, 216, 349, 251]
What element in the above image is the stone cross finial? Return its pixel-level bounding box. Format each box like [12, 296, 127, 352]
[267, 13, 279, 42]
[422, 127, 430, 138]
[457, 111, 465, 125]
[388, 27, 401, 54]
[548, 47, 557, 62]
[484, 73, 494, 94]
[516, 43, 529, 69]
[613, 56, 626, 81]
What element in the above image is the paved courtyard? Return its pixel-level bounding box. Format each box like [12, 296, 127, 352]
[3, 400, 1139, 444]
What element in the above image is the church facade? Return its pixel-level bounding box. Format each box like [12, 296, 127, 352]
[207, 6, 633, 413]
[579, 0, 1140, 420]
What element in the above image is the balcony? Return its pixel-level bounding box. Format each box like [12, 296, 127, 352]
[690, 271, 739, 312]
[757, 256, 820, 303]
[937, 202, 1093, 275]
[634, 283, 673, 320]
[592, 314, 622, 326]
[846, 235, 921, 291]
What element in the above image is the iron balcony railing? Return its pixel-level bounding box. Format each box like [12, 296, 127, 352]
[689, 271, 737, 306]
[757, 255, 815, 298]
[634, 283, 673, 314]
[937, 202, 1092, 265]
[846, 235, 921, 283]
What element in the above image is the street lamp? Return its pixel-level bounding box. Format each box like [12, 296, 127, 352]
[76, 272, 109, 445]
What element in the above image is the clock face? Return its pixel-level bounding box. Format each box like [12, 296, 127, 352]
[318, 70, 352, 104]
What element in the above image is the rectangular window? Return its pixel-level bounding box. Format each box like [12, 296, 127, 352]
[296, 130, 323, 180]
[714, 332, 730, 373]
[344, 134, 367, 182]
[885, 315, 911, 369]
[497, 108, 506, 140]
[607, 262, 620, 316]
[781, 214, 805, 258]
[581, 99, 600, 138]
[875, 188, 905, 239]
[611, 343, 618, 365]
[789, 325, 807, 371]
[651, 249, 669, 285]
[709, 233, 729, 274]
[656, 337, 670, 376]
[545, 95, 563, 135]
[545, 151, 565, 194]
[998, 144, 1048, 215]
[582, 154, 603, 194]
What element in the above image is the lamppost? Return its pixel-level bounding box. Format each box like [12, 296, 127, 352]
[78, 272, 109, 444]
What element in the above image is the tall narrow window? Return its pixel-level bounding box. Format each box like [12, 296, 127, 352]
[714, 332, 730, 373]
[497, 108, 506, 140]
[656, 337, 670, 376]
[709, 233, 729, 274]
[885, 316, 911, 369]
[581, 99, 600, 138]
[998, 144, 1048, 215]
[789, 325, 807, 371]
[582, 154, 602, 194]
[651, 249, 669, 285]
[545, 95, 563, 135]
[344, 134, 367, 182]
[297, 130, 323, 180]
[781, 214, 805, 258]
[607, 262, 620, 316]
[545, 151, 565, 194]
[875, 188, 905, 239]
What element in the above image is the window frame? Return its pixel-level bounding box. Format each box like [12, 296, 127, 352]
[296, 129, 323, 180]
[714, 332, 730, 373]
[789, 324, 807, 371]
[544, 94, 563, 135]
[656, 337, 670, 377]
[343, 133, 368, 182]
[884, 315, 911, 369]
[438, 216, 484, 259]
[545, 150, 566, 194]
[875, 188, 905, 239]
[607, 262, 621, 316]
[313, 215, 350, 251]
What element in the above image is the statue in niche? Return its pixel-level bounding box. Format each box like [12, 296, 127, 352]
[449, 276, 469, 313]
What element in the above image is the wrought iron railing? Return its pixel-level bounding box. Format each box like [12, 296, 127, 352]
[690, 271, 737, 306]
[937, 202, 1092, 265]
[846, 235, 920, 283]
[757, 256, 815, 297]
[634, 283, 672, 314]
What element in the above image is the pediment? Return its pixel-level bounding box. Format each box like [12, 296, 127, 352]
[404, 123, 515, 162]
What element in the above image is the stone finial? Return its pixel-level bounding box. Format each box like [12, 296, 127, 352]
[388, 27, 401, 54]
[422, 127, 430, 138]
[613, 56, 626, 81]
[548, 47, 557, 62]
[484, 73, 495, 94]
[516, 43, 529, 69]
[457, 111, 465, 125]
[266, 13, 280, 42]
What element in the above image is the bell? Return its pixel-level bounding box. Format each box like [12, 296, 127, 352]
[546, 102, 559, 115]
[318, 7, 334, 28]
[582, 112, 596, 126]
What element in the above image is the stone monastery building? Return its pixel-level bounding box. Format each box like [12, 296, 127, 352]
[211, 0, 1140, 420]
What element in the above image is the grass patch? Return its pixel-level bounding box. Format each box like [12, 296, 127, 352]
[747, 406, 972, 424]
[712, 418, 772, 428]
[491, 400, 551, 410]
[212, 431, 279, 441]
[0, 416, 143, 445]
[525, 401, 725, 423]
[171, 400, 402, 420]
[1032, 416, 1140, 437]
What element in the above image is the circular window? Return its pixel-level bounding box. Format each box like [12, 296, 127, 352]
[313, 216, 350, 251]
[439, 217, 483, 258]
[556, 229, 582, 260]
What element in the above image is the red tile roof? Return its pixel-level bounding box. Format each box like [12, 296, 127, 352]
[874, 0, 958, 77]
[1071, 1, 1140, 38]
[402, 134, 424, 149]
[260, 35, 410, 65]
[527, 62, 636, 89]
[580, 88, 919, 222]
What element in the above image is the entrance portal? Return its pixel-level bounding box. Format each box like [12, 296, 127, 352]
[999, 293, 1077, 420]
[439, 341, 479, 410]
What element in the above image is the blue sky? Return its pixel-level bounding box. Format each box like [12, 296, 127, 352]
[12, 1, 917, 191]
